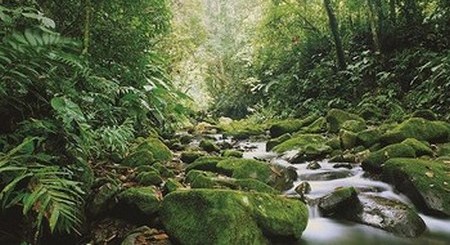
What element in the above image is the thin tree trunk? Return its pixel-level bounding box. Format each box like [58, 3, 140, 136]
[82, 0, 91, 56]
[323, 0, 346, 70]
[367, 0, 381, 53]
[389, 0, 396, 25]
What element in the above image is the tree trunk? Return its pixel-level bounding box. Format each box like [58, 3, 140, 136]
[389, 0, 396, 25]
[82, 0, 91, 56]
[323, 0, 346, 70]
[367, 0, 381, 53]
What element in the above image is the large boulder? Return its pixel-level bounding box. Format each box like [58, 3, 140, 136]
[382, 158, 450, 216]
[160, 189, 308, 244]
[117, 187, 162, 217]
[199, 140, 220, 153]
[362, 143, 416, 173]
[269, 114, 319, 138]
[180, 151, 206, 164]
[411, 109, 437, 121]
[274, 134, 332, 163]
[318, 187, 359, 216]
[266, 133, 291, 151]
[122, 150, 154, 167]
[300, 117, 328, 134]
[381, 118, 450, 144]
[326, 109, 365, 133]
[187, 158, 297, 191]
[136, 137, 173, 163]
[401, 138, 433, 157]
[356, 128, 382, 148]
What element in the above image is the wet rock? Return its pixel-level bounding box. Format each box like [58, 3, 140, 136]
[362, 143, 416, 173]
[269, 114, 320, 138]
[266, 133, 292, 151]
[217, 141, 233, 150]
[357, 128, 382, 148]
[221, 149, 243, 158]
[276, 134, 332, 163]
[299, 170, 353, 181]
[352, 195, 426, 237]
[381, 118, 450, 144]
[180, 151, 206, 164]
[160, 189, 309, 244]
[318, 187, 359, 216]
[199, 139, 220, 153]
[329, 153, 357, 163]
[300, 117, 328, 134]
[88, 182, 120, 217]
[307, 161, 321, 170]
[326, 109, 365, 133]
[178, 133, 194, 144]
[117, 187, 162, 216]
[382, 158, 450, 216]
[333, 163, 353, 169]
[339, 130, 358, 149]
[136, 171, 163, 186]
[295, 182, 312, 196]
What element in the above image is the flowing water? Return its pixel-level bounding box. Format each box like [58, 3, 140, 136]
[234, 140, 450, 245]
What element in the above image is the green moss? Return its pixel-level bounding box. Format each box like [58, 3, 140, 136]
[382, 158, 450, 216]
[300, 117, 328, 134]
[273, 134, 328, 153]
[411, 109, 437, 121]
[326, 109, 365, 133]
[340, 130, 358, 150]
[222, 149, 243, 158]
[326, 137, 342, 150]
[152, 162, 175, 178]
[341, 120, 367, 133]
[163, 178, 184, 194]
[219, 118, 266, 140]
[160, 189, 308, 244]
[437, 143, 450, 157]
[266, 133, 292, 151]
[381, 118, 450, 144]
[357, 128, 382, 148]
[186, 156, 227, 173]
[318, 187, 359, 216]
[185, 170, 216, 184]
[269, 114, 320, 138]
[88, 182, 120, 216]
[118, 187, 161, 216]
[136, 171, 163, 186]
[180, 151, 206, 164]
[199, 140, 220, 153]
[122, 150, 154, 167]
[362, 143, 416, 172]
[401, 138, 433, 156]
[136, 137, 173, 163]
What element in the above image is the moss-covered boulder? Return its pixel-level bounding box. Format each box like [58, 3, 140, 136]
[117, 187, 162, 216]
[357, 128, 382, 148]
[163, 178, 184, 195]
[136, 137, 173, 163]
[437, 143, 450, 157]
[358, 104, 383, 121]
[87, 182, 120, 216]
[180, 151, 206, 164]
[342, 120, 367, 133]
[411, 109, 437, 121]
[401, 138, 433, 156]
[266, 133, 291, 151]
[326, 109, 365, 133]
[339, 130, 358, 149]
[221, 149, 243, 158]
[122, 150, 154, 167]
[152, 162, 175, 178]
[274, 134, 332, 163]
[362, 143, 416, 172]
[199, 140, 220, 153]
[381, 118, 450, 144]
[326, 137, 341, 150]
[382, 158, 450, 216]
[318, 187, 359, 216]
[220, 119, 266, 140]
[269, 114, 319, 138]
[136, 171, 163, 186]
[300, 117, 328, 134]
[187, 158, 296, 191]
[160, 189, 308, 244]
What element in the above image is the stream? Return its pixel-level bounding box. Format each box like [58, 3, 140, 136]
[233, 139, 450, 245]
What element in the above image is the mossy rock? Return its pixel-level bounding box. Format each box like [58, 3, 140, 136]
[358, 104, 383, 121]
[163, 178, 184, 195]
[266, 133, 292, 151]
[269, 114, 319, 138]
[87, 182, 120, 216]
[273, 134, 328, 153]
[326, 137, 342, 150]
[339, 130, 358, 150]
[220, 119, 266, 140]
[411, 109, 437, 121]
[326, 109, 365, 133]
[179, 133, 194, 144]
[401, 138, 433, 157]
[199, 140, 220, 153]
[300, 117, 328, 134]
[222, 149, 243, 158]
[341, 120, 367, 133]
[362, 143, 416, 173]
[160, 189, 309, 244]
[357, 128, 382, 148]
[152, 162, 175, 178]
[185, 170, 217, 184]
[136, 137, 173, 163]
[180, 151, 206, 164]
[187, 158, 296, 191]
[380, 118, 450, 144]
[382, 158, 450, 216]
[136, 171, 163, 186]
[318, 187, 359, 216]
[122, 150, 154, 167]
[437, 143, 450, 157]
[117, 187, 161, 216]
